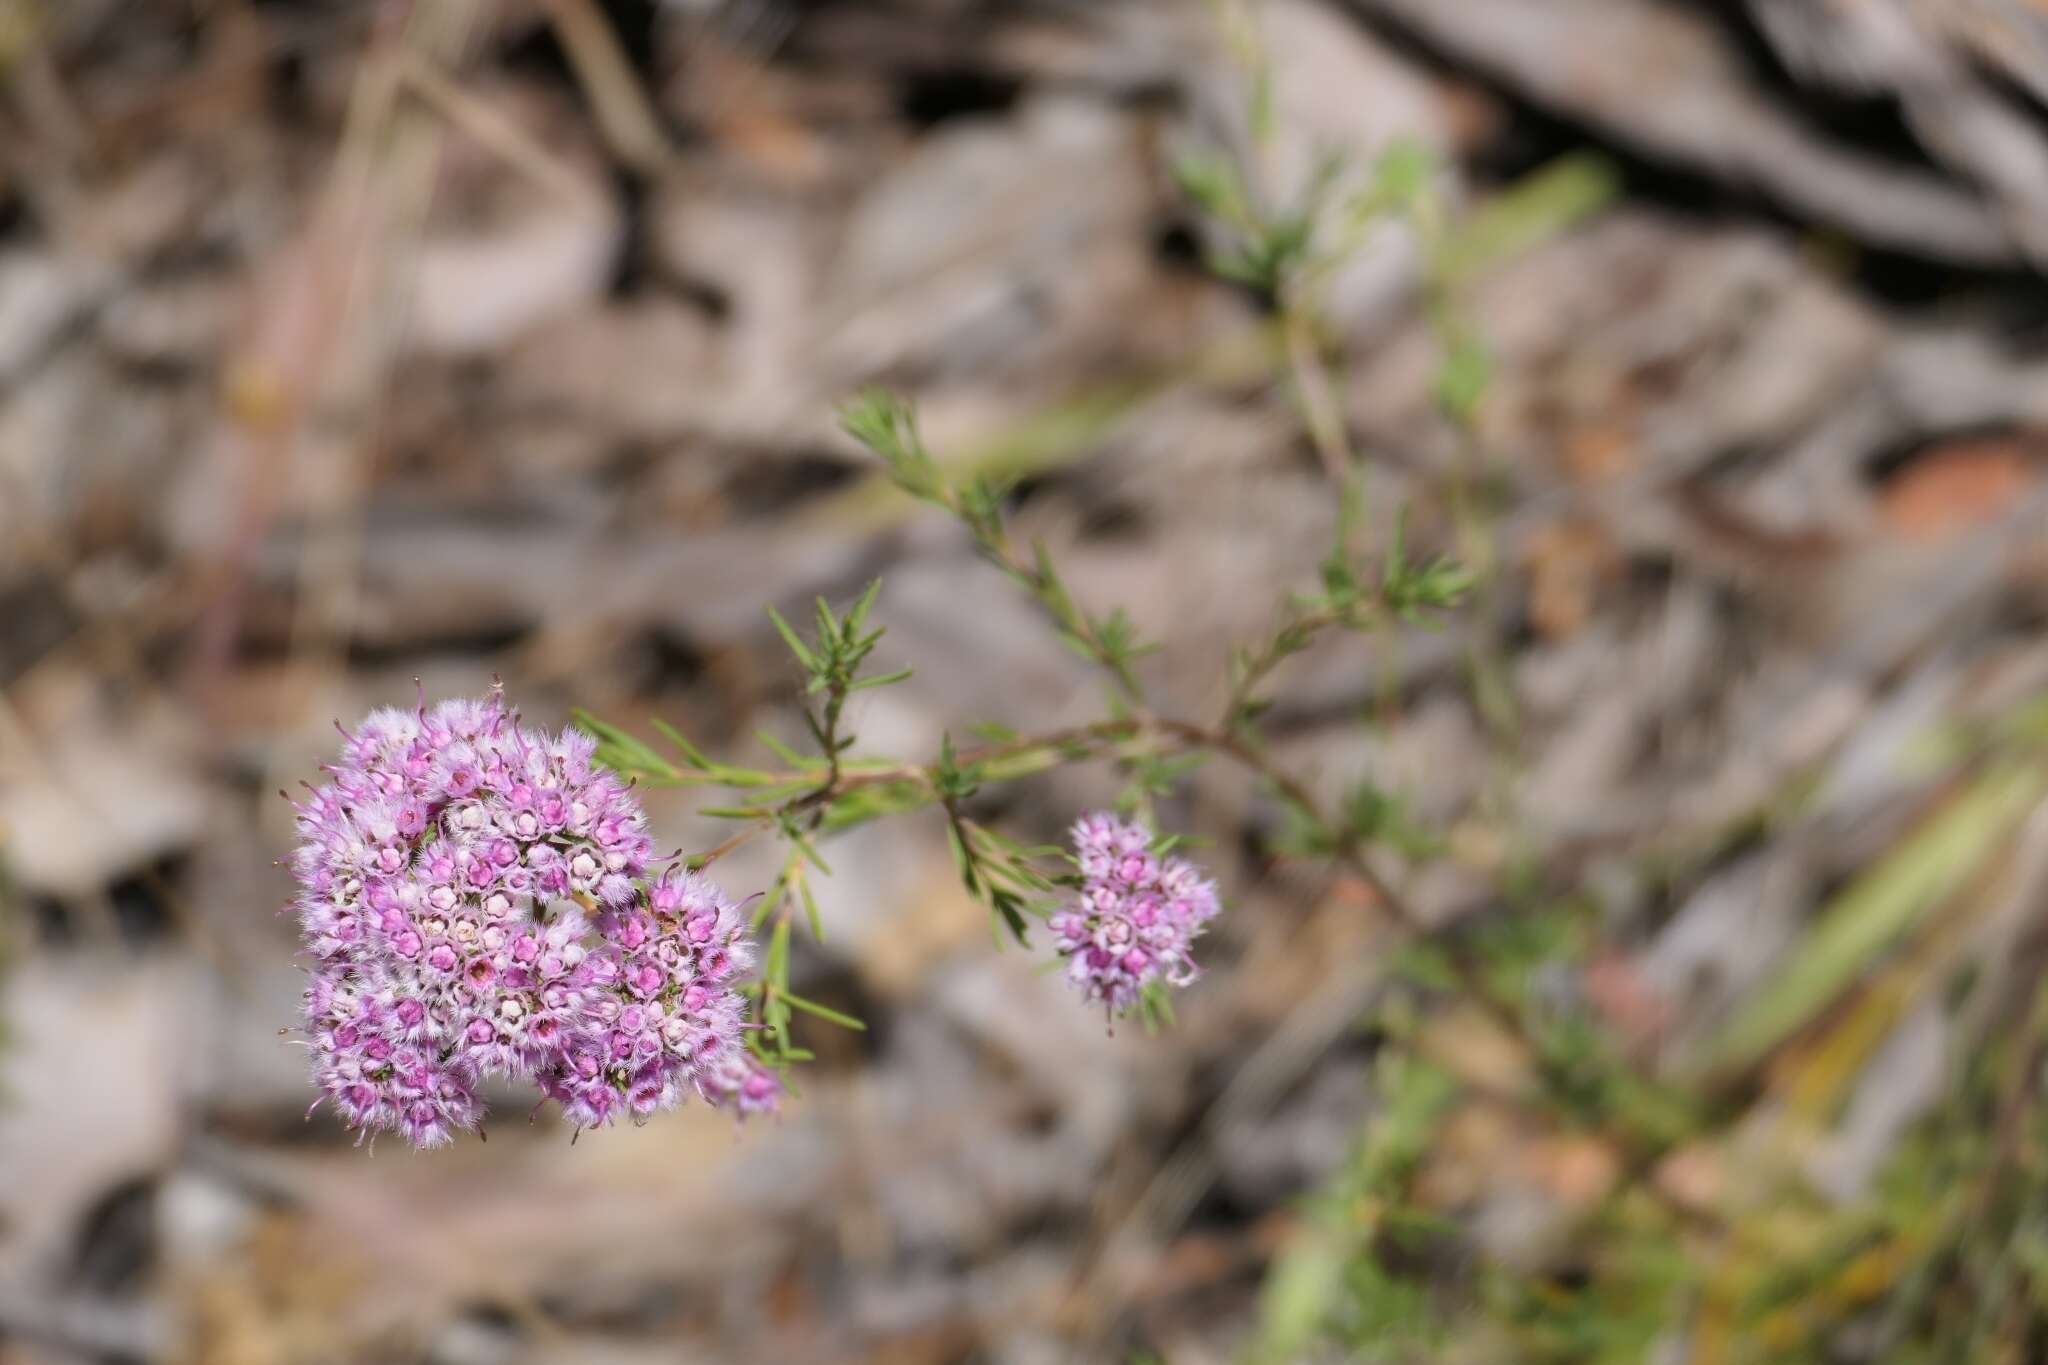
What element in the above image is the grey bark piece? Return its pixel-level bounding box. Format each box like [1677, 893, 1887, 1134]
[1353, 0, 2019, 263]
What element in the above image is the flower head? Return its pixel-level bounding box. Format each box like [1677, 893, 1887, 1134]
[290, 688, 769, 1147]
[533, 866, 771, 1124]
[1051, 812, 1221, 1017]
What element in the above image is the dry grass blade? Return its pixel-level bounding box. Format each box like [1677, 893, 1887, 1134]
[536, 0, 672, 174]
[1689, 763, 2048, 1082]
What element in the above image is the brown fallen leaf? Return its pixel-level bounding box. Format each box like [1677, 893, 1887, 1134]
[1524, 519, 1621, 639]
[1880, 437, 2041, 541]
[1524, 1133, 1620, 1207]
[1561, 421, 1637, 485]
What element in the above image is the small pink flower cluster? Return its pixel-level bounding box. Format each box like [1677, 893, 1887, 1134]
[290, 689, 777, 1148]
[1051, 812, 1221, 1015]
[537, 866, 764, 1128]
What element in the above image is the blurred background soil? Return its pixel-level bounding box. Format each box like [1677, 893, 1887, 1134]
[5, 1, 2048, 1361]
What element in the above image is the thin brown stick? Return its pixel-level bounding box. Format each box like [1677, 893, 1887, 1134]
[398, 53, 606, 212]
[536, 0, 672, 174]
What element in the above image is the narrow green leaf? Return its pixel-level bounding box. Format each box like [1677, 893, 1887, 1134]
[1383, 504, 1408, 588]
[797, 870, 825, 941]
[781, 991, 867, 1031]
[946, 819, 979, 896]
[765, 604, 815, 670]
[1436, 152, 1619, 283]
[990, 888, 1030, 946]
[781, 822, 833, 876]
[646, 717, 716, 772]
[848, 577, 884, 633]
[569, 711, 676, 778]
[1030, 540, 1078, 625]
[752, 854, 798, 929]
[813, 595, 839, 650]
[1434, 331, 1492, 424]
[755, 730, 817, 769]
[847, 668, 914, 692]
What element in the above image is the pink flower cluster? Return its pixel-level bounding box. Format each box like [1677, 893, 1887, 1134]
[537, 866, 773, 1128]
[1051, 812, 1221, 1015]
[290, 689, 778, 1148]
